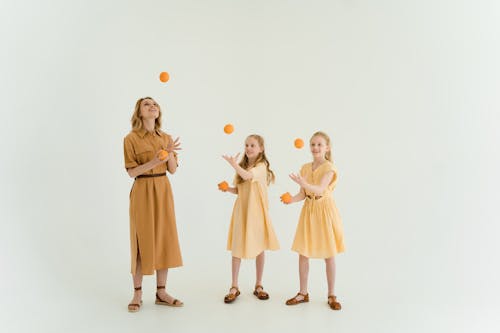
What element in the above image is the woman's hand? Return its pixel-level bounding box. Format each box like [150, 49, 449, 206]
[166, 137, 182, 154]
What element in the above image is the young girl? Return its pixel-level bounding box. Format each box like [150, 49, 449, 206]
[123, 97, 184, 312]
[282, 131, 345, 310]
[219, 134, 280, 303]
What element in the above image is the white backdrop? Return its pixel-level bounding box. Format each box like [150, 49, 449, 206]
[1, 0, 498, 332]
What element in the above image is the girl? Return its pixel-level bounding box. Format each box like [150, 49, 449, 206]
[123, 97, 184, 312]
[219, 134, 280, 303]
[282, 131, 345, 310]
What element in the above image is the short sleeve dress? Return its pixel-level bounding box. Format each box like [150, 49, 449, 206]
[227, 163, 280, 259]
[291, 161, 345, 258]
[124, 128, 182, 275]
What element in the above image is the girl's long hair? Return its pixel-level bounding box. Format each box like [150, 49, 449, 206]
[131, 97, 162, 130]
[235, 134, 275, 185]
[311, 131, 332, 161]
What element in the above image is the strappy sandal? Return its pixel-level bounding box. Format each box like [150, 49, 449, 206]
[328, 295, 342, 310]
[127, 286, 143, 312]
[285, 292, 309, 305]
[253, 285, 269, 300]
[224, 286, 240, 304]
[155, 286, 184, 307]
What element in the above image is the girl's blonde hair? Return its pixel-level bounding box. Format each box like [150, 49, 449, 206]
[310, 131, 332, 161]
[235, 134, 275, 185]
[131, 97, 162, 130]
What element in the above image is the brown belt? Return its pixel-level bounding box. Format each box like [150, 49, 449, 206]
[135, 173, 166, 180]
[306, 194, 323, 200]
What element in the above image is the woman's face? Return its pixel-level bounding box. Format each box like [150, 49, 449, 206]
[310, 135, 329, 159]
[139, 98, 159, 120]
[245, 137, 263, 160]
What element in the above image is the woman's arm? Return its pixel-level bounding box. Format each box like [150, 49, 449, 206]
[289, 171, 334, 196]
[166, 137, 182, 174]
[127, 151, 164, 178]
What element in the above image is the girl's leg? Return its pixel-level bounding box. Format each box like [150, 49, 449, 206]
[299, 254, 309, 295]
[325, 256, 336, 296]
[255, 251, 265, 287]
[231, 256, 242, 293]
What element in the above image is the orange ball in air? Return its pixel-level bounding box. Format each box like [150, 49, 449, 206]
[159, 72, 170, 83]
[224, 124, 234, 134]
[218, 181, 229, 191]
[294, 138, 304, 149]
[280, 192, 292, 204]
[158, 150, 169, 160]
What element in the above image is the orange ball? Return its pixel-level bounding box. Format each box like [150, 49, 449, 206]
[158, 150, 169, 160]
[294, 138, 304, 149]
[218, 181, 229, 191]
[223, 124, 234, 134]
[159, 71, 170, 83]
[280, 192, 292, 204]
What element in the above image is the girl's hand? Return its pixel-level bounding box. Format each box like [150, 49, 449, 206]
[280, 192, 293, 204]
[218, 181, 229, 192]
[222, 153, 241, 168]
[166, 137, 182, 154]
[289, 173, 307, 187]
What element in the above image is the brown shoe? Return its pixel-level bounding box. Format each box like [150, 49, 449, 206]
[285, 292, 309, 305]
[128, 286, 143, 312]
[253, 285, 269, 300]
[328, 295, 342, 310]
[155, 286, 184, 307]
[224, 286, 240, 303]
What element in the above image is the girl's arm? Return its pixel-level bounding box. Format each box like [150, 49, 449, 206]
[289, 171, 334, 196]
[226, 187, 238, 195]
[127, 151, 164, 178]
[290, 188, 306, 203]
[222, 153, 253, 181]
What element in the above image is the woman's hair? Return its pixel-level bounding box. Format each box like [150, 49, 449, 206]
[310, 131, 332, 161]
[131, 97, 162, 130]
[235, 134, 275, 185]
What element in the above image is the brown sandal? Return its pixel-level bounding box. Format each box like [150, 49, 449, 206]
[285, 292, 309, 305]
[155, 286, 184, 307]
[328, 295, 342, 310]
[127, 286, 143, 312]
[224, 286, 240, 303]
[253, 285, 269, 300]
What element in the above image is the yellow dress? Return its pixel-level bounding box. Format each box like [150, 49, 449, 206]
[291, 161, 345, 258]
[124, 128, 182, 275]
[227, 163, 280, 259]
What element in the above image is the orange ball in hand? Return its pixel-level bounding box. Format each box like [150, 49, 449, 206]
[218, 181, 229, 191]
[224, 124, 234, 134]
[280, 192, 292, 204]
[158, 150, 169, 160]
[159, 71, 170, 82]
[294, 138, 304, 149]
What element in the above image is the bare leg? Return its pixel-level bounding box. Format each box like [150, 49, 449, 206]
[156, 268, 183, 305]
[231, 256, 242, 294]
[255, 251, 265, 287]
[299, 254, 309, 295]
[325, 256, 336, 296]
[130, 253, 143, 306]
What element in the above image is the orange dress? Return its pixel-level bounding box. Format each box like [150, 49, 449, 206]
[124, 128, 182, 275]
[291, 161, 345, 258]
[227, 163, 280, 259]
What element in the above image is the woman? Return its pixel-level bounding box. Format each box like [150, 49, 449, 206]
[123, 97, 183, 312]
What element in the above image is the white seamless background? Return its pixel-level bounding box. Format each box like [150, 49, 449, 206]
[0, 1, 497, 332]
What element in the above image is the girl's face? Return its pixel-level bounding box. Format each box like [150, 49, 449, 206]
[245, 137, 263, 160]
[139, 98, 159, 120]
[310, 135, 329, 160]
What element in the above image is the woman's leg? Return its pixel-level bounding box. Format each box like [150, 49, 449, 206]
[156, 268, 183, 304]
[130, 253, 143, 306]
